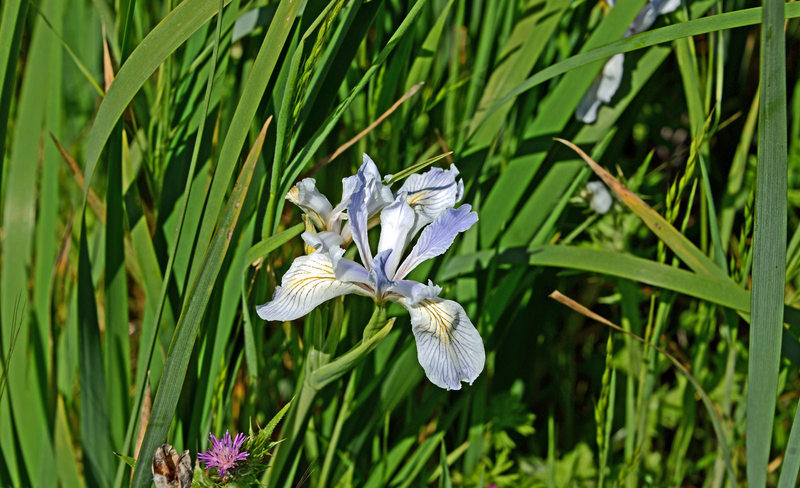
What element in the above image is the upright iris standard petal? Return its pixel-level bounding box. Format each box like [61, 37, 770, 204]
[256, 250, 365, 321]
[395, 205, 478, 280]
[376, 196, 416, 276]
[398, 165, 464, 231]
[348, 181, 373, 268]
[360, 153, 395, 215]
[399, 297, 485, 390]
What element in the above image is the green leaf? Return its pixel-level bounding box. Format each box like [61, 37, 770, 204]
[82, 0, 232, 200]
[747, 1, 787, 486]
[129, 118, 271, 487]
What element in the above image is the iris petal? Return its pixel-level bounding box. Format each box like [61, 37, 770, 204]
[377, 196, 416, 277]
[286, 178, 333, 229]
[256, 251, 365, 321]
[395, 205, 478, 280]
[398, 165, 464, 234]
[398, 297, 485, 390]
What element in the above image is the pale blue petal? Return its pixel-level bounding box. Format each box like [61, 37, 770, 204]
[575, 81, 603, 124]
[256, 251, 364, 322]
[330, 248, 372, 287]
[361, 154, 394, 216]
[398, 297, 485, 390]
[395, 205, 478, 280]
[347, 181, 373, 268]
[654, 0, 680, 14]
[388, 279, 441, 305]
[398, 165, 463, 232]
[368, 249, 394, 296]
[376, 196, 416, 277]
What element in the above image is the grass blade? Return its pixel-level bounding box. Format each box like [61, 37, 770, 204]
[129, 118, 271, 487]
[747, 0, 787, 485]
[78, 216, 114, 486]
[81, 0, 232, 201]
[778, 398, 800, 487]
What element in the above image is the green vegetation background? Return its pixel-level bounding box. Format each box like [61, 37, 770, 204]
[1, 0, 800, 486]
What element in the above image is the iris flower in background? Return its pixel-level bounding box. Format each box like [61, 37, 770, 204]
[258, 158, 484, 390]
[197, 431, 249, 480]
[576, 0, 681, 123]
[585, 180, 613, 214]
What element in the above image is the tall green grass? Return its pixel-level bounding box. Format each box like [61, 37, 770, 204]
[2, 0, 800, 486]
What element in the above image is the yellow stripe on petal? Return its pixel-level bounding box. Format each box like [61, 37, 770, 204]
[400, 297, 485, 390]
[256, 251, 365, 322]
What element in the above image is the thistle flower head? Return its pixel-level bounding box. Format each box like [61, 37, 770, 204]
[197, 430, 249, 479]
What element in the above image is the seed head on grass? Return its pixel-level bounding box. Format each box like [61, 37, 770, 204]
[197, 430, 249, 480]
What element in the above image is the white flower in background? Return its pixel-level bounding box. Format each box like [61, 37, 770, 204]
[576, 0, 681, 123]
[258, 158, 484, 390]
[585, 180, 613, 214]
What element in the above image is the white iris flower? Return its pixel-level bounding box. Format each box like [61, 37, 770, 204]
[258, 156, 484, 391]
[576, 0, 681, 123]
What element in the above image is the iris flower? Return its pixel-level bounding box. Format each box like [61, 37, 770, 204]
[576, 0, 681, 123]
[258, 158, 484, 390]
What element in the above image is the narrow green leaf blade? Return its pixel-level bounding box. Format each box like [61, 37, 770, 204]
[747, 1, 787, 485]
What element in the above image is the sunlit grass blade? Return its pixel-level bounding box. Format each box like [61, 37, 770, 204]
[129, 118, 270, 487]
[82, 0, 232, 200]
[0, 0, 27, 190]
[476, 0, 647, 248]
[189, 0, 302, 274]
[0, 3, 58, 483]
[747, 1, 787, 486]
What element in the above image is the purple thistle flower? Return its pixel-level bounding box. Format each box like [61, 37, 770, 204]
[197, 430, 249, 479]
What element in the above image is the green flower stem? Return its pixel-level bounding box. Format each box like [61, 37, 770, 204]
[362, 305, 388, 341]
[266, 305, 393, 485]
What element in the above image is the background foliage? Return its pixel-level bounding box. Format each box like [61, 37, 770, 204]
[1, 0, 800, 486]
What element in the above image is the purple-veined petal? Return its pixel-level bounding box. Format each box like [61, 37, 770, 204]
[368, 249, 394, 296]
[330, 249, 372, 287]
[286, 178, 333, 229]
[388, 279, 441, 305]
[376, 196, 416, 277]
[302, 230, 344, 252]
[256, 251, 364, 321]
[347, 180, 373, 268]
[396, 297, 485, 390]
[394, 205, 478, 280]
[398, 165, 464, 233]
[361, 153, 394, 216]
